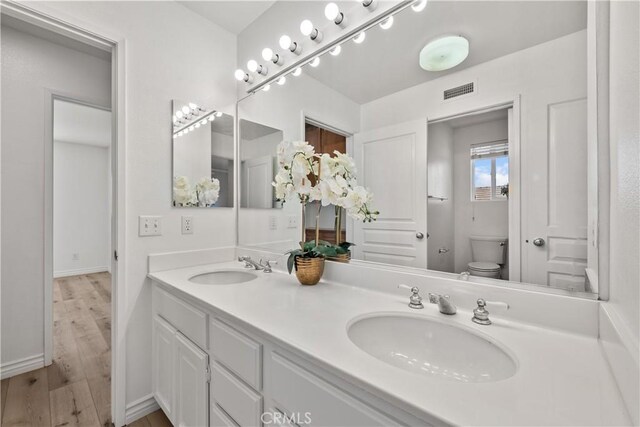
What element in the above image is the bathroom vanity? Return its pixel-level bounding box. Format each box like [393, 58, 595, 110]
[148, 254, 629, 427]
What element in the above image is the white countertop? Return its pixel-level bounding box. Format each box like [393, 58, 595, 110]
[149, 261, 630, 426]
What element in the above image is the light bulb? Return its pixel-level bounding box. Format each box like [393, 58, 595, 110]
[183, 128, 189, 134]
[200, 119, 207, 125]
[188, 102, 198, 110]
[247, 60, 258, 72]
[330, 45, 342, 56]
[277, 76, 286, 85]
[181, 105, 190, 114]
[262, 48, 274, 62]
[216, 111, 223, 117]
[310, 57, 320, 67]
[324, 3, 340, 20]
[362, 0, 375, 8]
[279, 35, 292, 50]
[234, 69, 246, 81]
[411, 0, 427, 12]
[172, 115, 177, 123]
[353, 32, 366, 44]
[263, 84, 271, 92]
[189, 125, 195, 131]
[208, 115, 215, 121]
[300, 19, 313, 36]
[176, 111, 183, 119]
[380, 15, 394, 30]
[292, 67, 302, 77]
[195, 123, 201, 129]
[173, 134, 177, 139]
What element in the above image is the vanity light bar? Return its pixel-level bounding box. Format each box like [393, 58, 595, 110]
[245, 0, 419, 95]
[173, 109, 220, 136]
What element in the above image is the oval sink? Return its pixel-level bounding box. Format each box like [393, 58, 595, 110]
[347, 313, 517, 383]
[189, 270, 258, 285]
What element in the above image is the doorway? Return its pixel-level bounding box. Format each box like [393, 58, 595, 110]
[304, 121, 347, 245]
[427, 108, 512, 280]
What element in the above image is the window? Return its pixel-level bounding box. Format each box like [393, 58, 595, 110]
[470, 141, 509, 201]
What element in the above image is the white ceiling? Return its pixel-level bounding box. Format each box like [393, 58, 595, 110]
[54, 100, 111, 148]
[301, 1, 587, 104]
[178, 1, 276, 35]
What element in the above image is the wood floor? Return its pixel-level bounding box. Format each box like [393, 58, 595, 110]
[0, 273, 171, 427]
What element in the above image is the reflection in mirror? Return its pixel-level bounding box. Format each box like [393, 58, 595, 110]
[172, 100, 234, 208]
[237, 1, 593, 295]
[239, 119, 283, 209]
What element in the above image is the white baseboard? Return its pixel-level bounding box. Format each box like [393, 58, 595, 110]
[124, 394, 160, 424]
[599, 304, 639, 425]
[0, 353, 45, 379]
[54, 266, 109, 278]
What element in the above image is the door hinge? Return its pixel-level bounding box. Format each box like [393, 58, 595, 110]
[114, 250, 119, 261]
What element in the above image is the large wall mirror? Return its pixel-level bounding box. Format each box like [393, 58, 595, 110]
[172, 99, 234, 208]
[236, 1, 597, 296]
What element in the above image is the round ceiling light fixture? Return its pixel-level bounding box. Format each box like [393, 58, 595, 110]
[419, 35, 469, 71]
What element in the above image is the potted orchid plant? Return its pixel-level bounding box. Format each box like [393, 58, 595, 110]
[272, 140, 378, 285]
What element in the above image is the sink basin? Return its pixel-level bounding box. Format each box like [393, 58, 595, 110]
[189, 270, 258, 285]
[347, 313, 517, 383]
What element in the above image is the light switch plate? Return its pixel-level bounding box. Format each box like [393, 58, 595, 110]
[269, 215, 278, 230]
[182, 216, 194, 234]
[139, 215, 162, 236]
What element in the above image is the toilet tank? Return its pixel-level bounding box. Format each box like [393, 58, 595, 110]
[470, 236, 507, 264]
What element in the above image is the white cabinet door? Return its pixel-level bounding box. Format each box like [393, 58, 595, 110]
[175, 332, 210, 427]
[351, 119, 428, 268]
[152, 315, 176, 423]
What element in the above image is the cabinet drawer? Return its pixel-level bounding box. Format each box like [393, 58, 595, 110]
[270, 352, 400, 427]
[210, 318, 262, 390]
[153, 285, 207, 348]
[212, 362, 263, 427]
[211, 403, 239, 427]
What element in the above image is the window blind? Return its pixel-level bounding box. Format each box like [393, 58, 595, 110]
[470, 140, 508, 159]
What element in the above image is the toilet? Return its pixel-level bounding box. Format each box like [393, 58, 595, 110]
[467, 236, 507, 278]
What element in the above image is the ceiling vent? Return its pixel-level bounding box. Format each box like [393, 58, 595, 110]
[443, 82, 475, 100]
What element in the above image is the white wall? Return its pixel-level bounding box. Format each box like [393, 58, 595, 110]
[452, 119, 509, 276]
[601, 1, 639, 422]
[53, 141, 110, 277]
[1, 24, 111, 370]
[237, 73, 360, 248]
[7, 0, 238, 415]
[426, 122, 455, 273]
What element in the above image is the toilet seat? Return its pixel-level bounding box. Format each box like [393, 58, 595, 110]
[468, 261, 501, 272]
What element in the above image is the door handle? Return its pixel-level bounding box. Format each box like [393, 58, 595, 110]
[532, 238, 545, 247]
[416, 232, 425, 239]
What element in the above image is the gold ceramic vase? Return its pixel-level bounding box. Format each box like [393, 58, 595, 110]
[295, 257, 325, 286]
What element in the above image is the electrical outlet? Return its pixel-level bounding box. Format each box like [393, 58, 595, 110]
[269, 215, 278, 230]
[72, 253, 80, 261]
[287, 215, 298, 229]
[138, 215, 162, 236]
[182, 216, 194, 234]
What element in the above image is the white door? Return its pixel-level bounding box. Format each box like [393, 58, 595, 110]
[152, 315, 176, 422]
[522, 98, 588, 290]
[175, 332, 209, 427]
[242, 155, 274, 208]
[351, 119, 427, 268]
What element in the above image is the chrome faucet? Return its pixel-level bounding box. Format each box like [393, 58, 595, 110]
[238, 256, 263, 270]
[398, 284, 456, 315]
[428, 293, 457, 315]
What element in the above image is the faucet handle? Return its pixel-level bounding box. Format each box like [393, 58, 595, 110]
[260, 258, 278, 273]
[398, 284, 424, 309]
[472, 299, 509, 325]
[485, 300, 510, 311]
